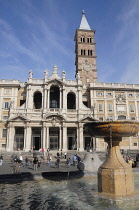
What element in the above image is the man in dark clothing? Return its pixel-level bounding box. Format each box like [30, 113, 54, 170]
[33, 157, 38, 171]
[56, 157, 60, 168]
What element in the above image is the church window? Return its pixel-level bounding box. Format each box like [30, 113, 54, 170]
[81, 49, 86, 55]
[50, 86, 60, 108]
[33, 91, 42, 109]
[81, 37, 85, 42]
[88, 50, 92, 56]
[87, 37, 92, 43]
[67, 92, 76, 109]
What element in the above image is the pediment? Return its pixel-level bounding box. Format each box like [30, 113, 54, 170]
[44, 114, 66, 122]
[8, 113, 29, 122]
[47, 79, 64, 87]
[80, 115, 96, 123]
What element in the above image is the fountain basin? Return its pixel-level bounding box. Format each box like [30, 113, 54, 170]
[86, 120, 139, 138]
[85, 120, 139, 197]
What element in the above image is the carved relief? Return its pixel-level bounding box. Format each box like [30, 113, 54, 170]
[116, 93, 126, 104]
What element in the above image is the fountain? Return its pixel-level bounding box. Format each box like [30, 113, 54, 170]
[85, 120, 139, 198]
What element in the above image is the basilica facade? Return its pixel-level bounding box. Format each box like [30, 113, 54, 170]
[1, 12, 139, 152]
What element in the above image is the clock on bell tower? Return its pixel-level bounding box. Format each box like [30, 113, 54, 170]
[75, 10, 97, 84]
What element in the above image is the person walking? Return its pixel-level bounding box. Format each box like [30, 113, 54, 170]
[56, 157, 60, 168]
[33, 156, 38, 171]
[67, 158, 71, 168]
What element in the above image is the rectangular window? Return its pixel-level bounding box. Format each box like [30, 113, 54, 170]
[133, 142, 137, 146]
[98, 104, 103, 112]
[2, 129, 7, 138]
[128, 93, 133, 97]
[99, 117, 103, 121]
[3, 116, 8, 120]
[96, 92, 103, 96]
[108, 104, 113, 112]
[129, 104, 135, 112]
[107, 92, 113, 96]
[3, 102, 10, 109]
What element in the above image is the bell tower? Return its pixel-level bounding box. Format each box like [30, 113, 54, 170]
[75, 11, 97, 84]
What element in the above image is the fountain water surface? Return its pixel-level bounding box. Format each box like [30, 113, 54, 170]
[86, 120, 139, 198]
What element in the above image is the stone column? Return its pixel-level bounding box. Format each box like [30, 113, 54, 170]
[59, 126, 62, 150]
[46, 127, 49, 149]
[78, 124, 84, 151]
[42, 126, 46, 149]
[62, 87, 67, 110]
[59, 88, 62, 109]
[47, 89, 50, 109]
[62, 126, 67, 151]
[24, 126, 31, 151]
[7, 124, 15, 151]
[43, 86, 47, 109]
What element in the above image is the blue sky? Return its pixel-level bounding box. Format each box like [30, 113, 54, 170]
[0, 0, 139, 84]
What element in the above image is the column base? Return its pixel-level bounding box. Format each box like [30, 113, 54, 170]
[78, 148, 84, 152]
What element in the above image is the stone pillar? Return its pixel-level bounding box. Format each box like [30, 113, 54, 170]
[7, 125, 15, 151]
[46, 127, 49, 149]
[59, 88, 61, 109]
[26, 86, 32, 109]
[47, 89, 50, 109]
[24, 126, 31, 151]
[62, 126, 67, 151]
[62, 87, 67, 110]
[78, 124, 84, 151]
[59, 126, 62, 150]
[42, 126, 46, 149]
[43, 86, 47, 109]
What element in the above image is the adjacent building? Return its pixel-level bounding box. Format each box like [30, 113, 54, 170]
[0, 11, 139, 152]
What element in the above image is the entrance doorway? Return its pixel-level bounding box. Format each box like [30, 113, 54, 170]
[84, 137, 92, 150]
[33, 137, 40, 150]
[67, 128, 77, 150]
[49, 127, 59, 150]
[32, 128, 41, 150]
[14, 127, 24, 150]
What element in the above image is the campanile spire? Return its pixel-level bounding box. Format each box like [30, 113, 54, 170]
[74, 11, 97, 84]
[79, 10, 91, 30]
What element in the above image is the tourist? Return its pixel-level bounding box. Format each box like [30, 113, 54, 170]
[19, 155, 23, 164]
[64, 152, 67, 159]
[47, 148, 50, 155]
[60, 150, 63, 158]
[136, 153, 139, 162]
[73, 155, 77, 166]
[16, 162, 21, 173]
[76, 154, 81, 163]
[56, 157, 60, 168]
[128, 157, 133, 168]
[38, 157, 41, 168]
[0, 158, 3, 166]
[57, 152, 60, 157]
[33, 156, 38, 171]
[25, 156, 29, 167]
[67, 158, 71, 167]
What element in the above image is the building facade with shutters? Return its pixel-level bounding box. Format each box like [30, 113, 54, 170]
[0, 11, 139, 152]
